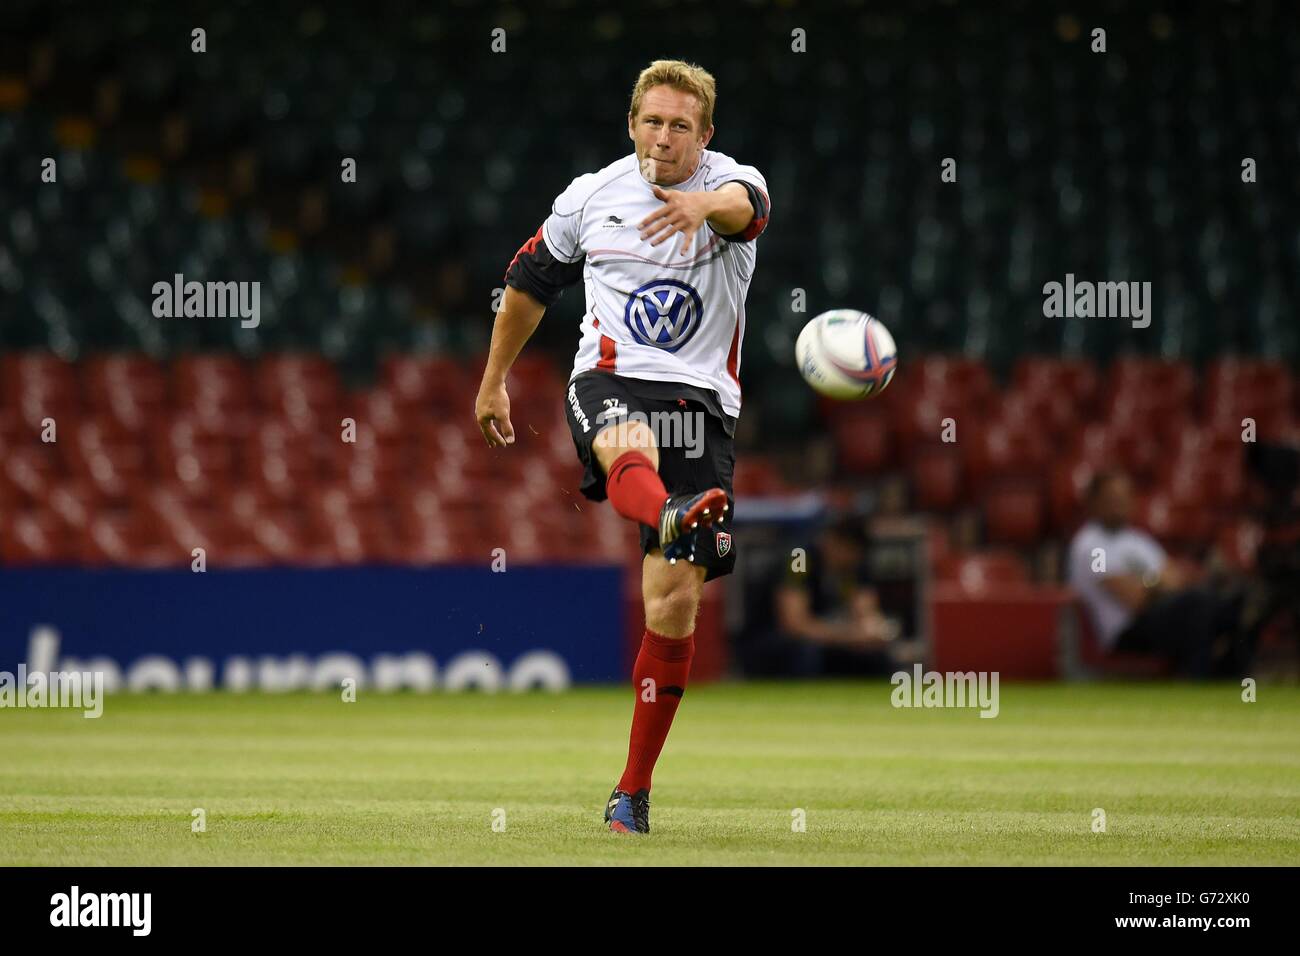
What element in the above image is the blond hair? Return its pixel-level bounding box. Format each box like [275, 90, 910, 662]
[628, 59, 716, 131]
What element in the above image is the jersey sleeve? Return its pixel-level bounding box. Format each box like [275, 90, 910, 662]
[704, 158, 770, 243]
[503, 177, 588, 307]
[541, 176, 587, 264]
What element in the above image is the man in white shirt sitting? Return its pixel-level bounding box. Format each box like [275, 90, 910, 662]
[1067, 469, 1248, 677]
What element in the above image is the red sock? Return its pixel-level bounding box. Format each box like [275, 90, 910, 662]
[617, 629, 695, 794]
[605, 450, 668, 527]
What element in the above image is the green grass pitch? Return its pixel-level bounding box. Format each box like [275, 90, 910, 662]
[2, 682, 1297, 865]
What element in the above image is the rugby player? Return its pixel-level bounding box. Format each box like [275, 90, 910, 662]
[475, 59, 770, 833]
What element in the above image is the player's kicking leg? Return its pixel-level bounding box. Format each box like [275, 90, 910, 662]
[590, 419, 724, 833]
[593, 418, 728, 563]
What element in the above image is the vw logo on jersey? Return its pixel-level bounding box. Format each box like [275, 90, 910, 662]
[623, 279, 703, 353]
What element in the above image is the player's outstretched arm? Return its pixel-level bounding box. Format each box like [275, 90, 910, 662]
[640, 183, 754, 252]
[639, 181, 767, 252]
[703, 182, 757, 236]
[475, 284, 546, 448]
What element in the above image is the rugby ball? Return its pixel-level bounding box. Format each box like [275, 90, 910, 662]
[795, 309, 898, 400]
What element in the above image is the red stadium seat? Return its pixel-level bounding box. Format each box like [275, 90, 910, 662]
[832, 409, 892, 474]
[172, 355, 252, 411]
[1108, 357, 1194, 403]
[1205, 399, 1294, 443]
[141, 492, 266, 567]
[81, 509, 175, 567]
[1012, 357, 1099, 408]
[909, 446, 963, 512]
[1, 354, 81, 426]
[241, 510, 318, 565]
[1, 511, 75, 564]
[1116, 429, 1170, 483]
[983, 481, 1045, 546]
[963, 420, 1050, 492]
[1205, 358, 1293, 420]
[934, 550, 1030, 592]
[4, 446, 62, 503]
[1048, 456, 1095, 533]
[1134, 492, 1212, 552]
[45, 480, 98, 533]
[1070, 423, 1116, 468]
[312, 504, 400, 564]
[505, 352, 567, 406]
[1165, 456, 1243, 510]
[998, 388, 1080, 439]
[85, 355, 169, 431]
[340, 387, 407, 440]
[382, 354, 470, 410]
[255, 355, 342, 432]
[154, 423, 239, 499]
[895, 396, 970, 459]
[1169, 424, 1246, 462]
[908, 356, 995, 409]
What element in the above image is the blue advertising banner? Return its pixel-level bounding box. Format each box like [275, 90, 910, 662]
[0, 565, 625, 691]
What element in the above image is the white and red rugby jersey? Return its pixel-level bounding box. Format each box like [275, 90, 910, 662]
[504, 148, 770, 420]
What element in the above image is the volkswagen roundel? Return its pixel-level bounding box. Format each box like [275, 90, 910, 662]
[623, 279, 704, 353]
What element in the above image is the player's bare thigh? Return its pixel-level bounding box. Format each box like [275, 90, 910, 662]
[593, 416, 705, 638]
[592, 418, 659, 473]
[642, 548, 707, 639]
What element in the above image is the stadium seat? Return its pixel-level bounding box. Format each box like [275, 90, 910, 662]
[934, 550, 1030, 592]
[963, 420, 1050, 492]
[831, 408, 892, 474]
[909, 446, 963, 512]
[1135, 492, 1213, 552]
[983, 481, 1046, 546]
[1, 511, 74, 564]
[1012, 357, 1099, 409]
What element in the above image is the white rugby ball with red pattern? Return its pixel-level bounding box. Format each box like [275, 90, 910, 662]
[795, 309, 898, 400]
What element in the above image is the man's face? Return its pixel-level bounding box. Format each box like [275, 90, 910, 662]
[627, 85, 714, 186]
[1095, 475, 1133, 529]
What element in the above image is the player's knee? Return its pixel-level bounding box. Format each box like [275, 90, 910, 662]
[594, 420, 658, 472]
[622, 419, 656, 454]
[644, 579, 702, 637]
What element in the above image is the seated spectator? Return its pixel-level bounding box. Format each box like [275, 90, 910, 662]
[1068, 469, 1254, 677]
[737, 514, 898, 678]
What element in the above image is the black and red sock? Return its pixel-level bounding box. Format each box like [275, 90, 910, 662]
[605, 450, 668, 528]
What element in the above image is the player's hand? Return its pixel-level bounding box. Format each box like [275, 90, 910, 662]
[640, 185, 714, 253]
[475, 380, 515, 448]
